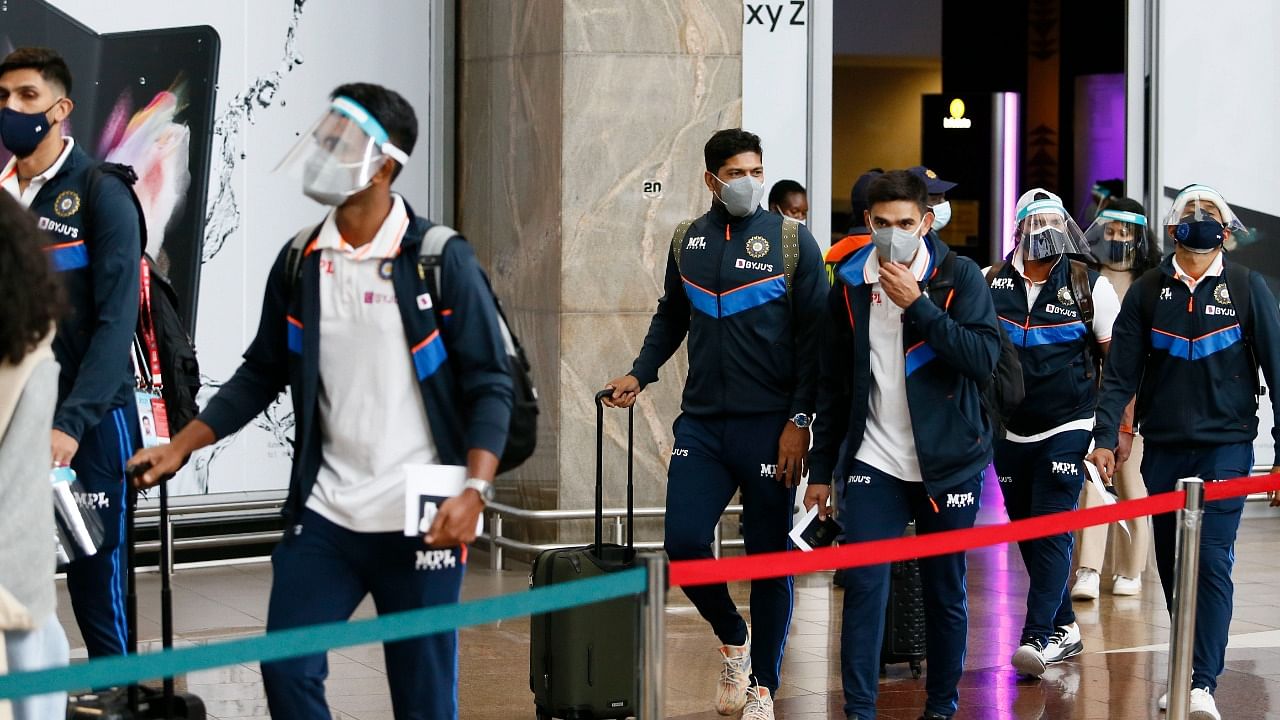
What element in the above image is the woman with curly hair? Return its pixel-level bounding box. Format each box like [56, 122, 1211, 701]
[0, 189, 69, 720]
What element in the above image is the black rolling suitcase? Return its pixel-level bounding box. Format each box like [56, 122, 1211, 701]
[68, 479, 206, 719]
[529, 390, 639, 719]
[879, 528, 926, 679]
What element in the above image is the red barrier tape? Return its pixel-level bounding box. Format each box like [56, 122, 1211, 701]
[667, 472, 1280, 589]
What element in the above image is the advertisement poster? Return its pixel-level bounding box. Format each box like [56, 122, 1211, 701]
[2, 0, 438, 497]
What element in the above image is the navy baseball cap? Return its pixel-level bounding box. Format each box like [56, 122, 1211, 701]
[907, 166, 957, 194]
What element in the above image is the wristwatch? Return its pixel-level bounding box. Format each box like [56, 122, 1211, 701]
[791, 413, 812, 429]
[463, 477, 496, 505]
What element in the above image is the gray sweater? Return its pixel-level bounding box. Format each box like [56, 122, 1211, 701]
[0, 360, 58, 622]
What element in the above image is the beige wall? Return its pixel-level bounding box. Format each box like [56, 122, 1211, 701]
[458, 1, 742, 549]
[831, 57, 941, 212]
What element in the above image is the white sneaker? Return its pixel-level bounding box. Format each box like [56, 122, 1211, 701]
[1012, 639, 1048, 677]
[1159, 691, 1167, 711]
[1189, 688, 1220, 720]
[716, 635, 752, 715]
[1071, 568, 1100, 600]
[1112, 575, 1142, 596]
[741, 685, 775, 720]
[1044, 623, 1084, 663]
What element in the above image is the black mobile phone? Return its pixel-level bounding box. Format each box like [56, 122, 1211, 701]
[1, 2, 221, 332]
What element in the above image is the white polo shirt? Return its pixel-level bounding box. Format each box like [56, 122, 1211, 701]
[305, 195, 440, 532]
[1172, 251, 1224, 292]
[854, 239, 932, 483]
[1, 136, 75, 208]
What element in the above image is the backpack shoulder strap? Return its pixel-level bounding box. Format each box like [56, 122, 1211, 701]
[1224, 262, 1254, 336]
[781, 217, 800, 299]
[285, 223, 321, 294]
[984, 261, 1006, 285]
[670, 219, 695, 274]
[418, 223, 459, 301]
[86, 162, 149, 258]
[1069, 259, 1095, 326]
[927, 250, 959, 311]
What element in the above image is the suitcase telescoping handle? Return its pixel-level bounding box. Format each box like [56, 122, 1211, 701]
[594, 390, 634, 555]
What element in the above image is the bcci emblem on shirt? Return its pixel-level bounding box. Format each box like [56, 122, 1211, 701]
[1214, 283, 1231, 305]
[746, 235, 770, 258]
[53, 189, 80, 217]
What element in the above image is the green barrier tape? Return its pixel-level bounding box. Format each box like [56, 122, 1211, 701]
[0, 567, 646, 700]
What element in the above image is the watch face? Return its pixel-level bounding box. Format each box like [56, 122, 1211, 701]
[793, 414, 810, 428]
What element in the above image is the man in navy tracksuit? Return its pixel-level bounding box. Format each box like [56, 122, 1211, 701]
[605, 129, 826, 720]
[806, 170, 1000, 720]
[1090, 185, 1280, 720]
[986, 189, 1121, 677]
[132, 83, 512, 720]
[0, 47, 142, 659]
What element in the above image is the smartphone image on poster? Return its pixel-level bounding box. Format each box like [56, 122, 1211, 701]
[0, 1, 221, 331]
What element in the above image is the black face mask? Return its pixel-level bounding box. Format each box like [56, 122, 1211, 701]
[0, 101, 59, 158]
[1174, 219, 1225, 253]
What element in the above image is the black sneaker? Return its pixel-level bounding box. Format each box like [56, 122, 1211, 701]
[1012, 637, 1048, 677]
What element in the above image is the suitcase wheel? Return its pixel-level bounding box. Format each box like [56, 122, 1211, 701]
[910, 659, 923, 679]
[535, 706, 553, 720]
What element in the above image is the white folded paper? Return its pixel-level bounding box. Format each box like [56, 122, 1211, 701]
[789, 505, 821, 552]
[1084, 459, 1130, 541]
[402, 464, 484, 538]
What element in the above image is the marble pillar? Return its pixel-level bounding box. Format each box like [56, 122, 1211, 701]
[459, 1, 742, 547]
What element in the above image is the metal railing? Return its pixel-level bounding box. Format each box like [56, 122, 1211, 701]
[482, 502, 744, 570]
[133, 499, 286, 571]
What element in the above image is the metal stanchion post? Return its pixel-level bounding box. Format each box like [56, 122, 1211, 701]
[1166, 478, 1204, 720]
[639, 552, 667, 720]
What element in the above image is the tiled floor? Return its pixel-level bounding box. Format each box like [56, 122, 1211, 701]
[56, 482, 1280, 719]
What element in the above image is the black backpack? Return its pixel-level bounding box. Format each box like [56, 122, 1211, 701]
[927, 251, 1025, 439]
[88, 163, 202, 433]
[285, 221, 539, 474]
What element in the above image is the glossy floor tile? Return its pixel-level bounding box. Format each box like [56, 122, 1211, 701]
[54, 490, 1280, 719]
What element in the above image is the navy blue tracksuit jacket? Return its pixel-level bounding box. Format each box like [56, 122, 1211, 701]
[629, 204, 827, 416]
[199, 203, 514, 522]
[810, 232, 1000, 492]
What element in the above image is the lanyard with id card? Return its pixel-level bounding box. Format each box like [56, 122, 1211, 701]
[133, 260, 171, 449]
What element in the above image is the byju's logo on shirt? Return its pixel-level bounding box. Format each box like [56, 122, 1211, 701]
[415, 549, 457, 571]
[1051, 461, 1078, 476]
[686, 236, 706, 250]
[363, 291, 396, 305]
[998, 475, 1014, 484]
[991, 277, 1016, 291]
[37, 216, 79, 239]
[735, 258, 775, 272]
[945, 492, 975, 508]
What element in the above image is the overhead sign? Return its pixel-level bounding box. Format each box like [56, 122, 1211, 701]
[944, 98, 972, 129]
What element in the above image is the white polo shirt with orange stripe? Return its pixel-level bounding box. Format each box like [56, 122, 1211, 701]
[1, 136, 75, 208]
[854, 237, 932, 483]
[304, 194, 441, 532]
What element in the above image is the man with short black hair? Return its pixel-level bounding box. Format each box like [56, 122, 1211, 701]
[130, 82, 513, 719]
[604, 128, 827, 720]
[767, 178, 807, 222]
[808, 169, 1000, 720]
[0, 46, 142, 659]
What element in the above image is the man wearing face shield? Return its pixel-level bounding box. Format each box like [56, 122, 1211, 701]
[984, 190, 1122, 678]
[603, 129, 827, 720]
[1072, 198, 1160, 603]
[1088, 184, 1280, 719]
[128, 84, 513, 719]
[0, 47, 143, 660]
[807, 170, 1000, 720]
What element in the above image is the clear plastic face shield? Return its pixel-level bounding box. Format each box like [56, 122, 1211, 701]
[1084, 209, 1149, 272]
[275, 96, 409, 206]
[1162, 185, 1245, 254]
[1014, 199, 1091, 262]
